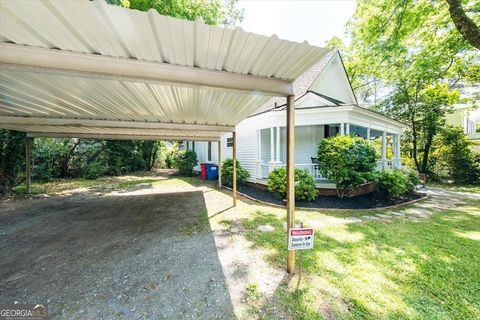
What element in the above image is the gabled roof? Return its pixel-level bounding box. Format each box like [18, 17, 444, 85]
[251, 50, 357, 115]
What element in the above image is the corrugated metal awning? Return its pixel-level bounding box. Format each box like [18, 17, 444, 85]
[0, 0, 331, 140]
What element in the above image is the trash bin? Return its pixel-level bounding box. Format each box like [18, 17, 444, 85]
[200, 163, 207, 180]
[206, 164, 218, 180]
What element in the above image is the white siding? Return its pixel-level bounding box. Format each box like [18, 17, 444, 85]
[260, 128, 272, 162]
[279, 125, 324, 163]
[233, 119, 260, 182]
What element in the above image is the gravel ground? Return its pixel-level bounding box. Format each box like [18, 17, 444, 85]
[0, 173, 284, 319]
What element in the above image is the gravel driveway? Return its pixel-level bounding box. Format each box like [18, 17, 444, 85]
[1, 189, 234, 319]
[0, 173, 286, 319]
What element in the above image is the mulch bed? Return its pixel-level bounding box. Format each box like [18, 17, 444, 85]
[236, 184, 426, 210]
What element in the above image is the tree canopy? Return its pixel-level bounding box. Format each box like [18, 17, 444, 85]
[330, 0, 480, 174]
[107, 0, 244, 26]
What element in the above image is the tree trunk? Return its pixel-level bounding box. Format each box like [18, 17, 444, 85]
[411, 115, 421, 172]
[446, 0, 480, 49]
[421, 133, 434, 174]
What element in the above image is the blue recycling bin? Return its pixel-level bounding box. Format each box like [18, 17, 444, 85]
[205, 164, 218, 180]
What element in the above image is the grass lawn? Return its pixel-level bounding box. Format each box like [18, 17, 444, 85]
[241, 200, 480, 319]
[428, 182, 480, 194]
[12, 171, 206, 196]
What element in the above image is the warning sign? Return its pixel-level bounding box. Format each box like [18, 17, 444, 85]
[288, 228, 314, 250]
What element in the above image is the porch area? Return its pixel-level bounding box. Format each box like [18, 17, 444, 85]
[255, 122, 402, 187]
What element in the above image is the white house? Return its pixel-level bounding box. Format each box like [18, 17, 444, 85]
[182, 51, 406, 188]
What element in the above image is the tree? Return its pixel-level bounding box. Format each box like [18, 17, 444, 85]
[108, 0, 244, 27]
[336, 0, 477, 174]
[432, 125, 480, 183]
[0, 130, 25, 195]
[446, 0, 480, 49]
[387, 83, 459, 173]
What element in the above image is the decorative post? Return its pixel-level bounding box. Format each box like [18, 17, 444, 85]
[270, 127, 275, 161]
[367, 127, 371, 141]
[232, 131, 237, 207]
[276, 126, 280, 162]
[25, 137, 33, 194]
[218, 140, 222, 188]
[345, 123, 350, 135]
[340, 123, 345, 135]
[392, 134, 402, 168]
[286, 95, 295, 274]
[268, 127, 277, 174]
[382, 130, 388, 169]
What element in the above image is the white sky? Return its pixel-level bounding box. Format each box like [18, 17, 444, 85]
[238, 0, 357, 47]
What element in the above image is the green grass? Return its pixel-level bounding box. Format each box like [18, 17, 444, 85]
[13, 172, 208, 196]
[428, 182, 480, 194]
[243, 201, 480, 319]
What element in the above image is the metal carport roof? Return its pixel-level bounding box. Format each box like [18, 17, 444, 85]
[0, 0, 331, 141]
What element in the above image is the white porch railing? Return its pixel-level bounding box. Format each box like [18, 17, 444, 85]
[258, 162, 325, 181]
[376, 159, 396, 170]
[260, 159, 400, 181]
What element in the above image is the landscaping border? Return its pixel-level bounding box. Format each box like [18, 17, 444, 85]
[220, 185, 429, 212]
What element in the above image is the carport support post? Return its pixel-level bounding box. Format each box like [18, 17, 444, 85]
[232, 131, 237, 207]
[218, 140, 222, 188]
[286, 95, 295, 274]
[25, 136, 33, 194]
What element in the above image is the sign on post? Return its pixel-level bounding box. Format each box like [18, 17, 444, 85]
[288, 228, 314, 250]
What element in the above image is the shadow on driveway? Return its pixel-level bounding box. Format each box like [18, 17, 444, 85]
[0, 191, 234, 319]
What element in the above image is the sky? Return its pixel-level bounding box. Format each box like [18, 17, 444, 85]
[238, 0, 357, 47]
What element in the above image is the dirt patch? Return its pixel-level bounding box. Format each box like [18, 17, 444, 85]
[236, 184, 426, 209]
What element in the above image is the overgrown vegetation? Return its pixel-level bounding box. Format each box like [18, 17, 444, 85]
[220, 158, 250, 186]
[0, 131, 25, 195]
[317, 135, 377, 198]
[375, 169, 420, 198]
[431, 125, 480, 184]
[173, 150, 198, 176]
[267, 167, 317, 201]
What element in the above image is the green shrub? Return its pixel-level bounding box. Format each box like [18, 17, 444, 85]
[317, 135, 377, 198]
[432, 126, 480, 184]
[267, 167, 317, 201]
[406, 169, 421, 192]
[375, 169, 414, 198]
[221, 158, 250, 186]
[174, 150, 198, 176]
[84, 161, 107, 180]
[165, 152, 175, 169]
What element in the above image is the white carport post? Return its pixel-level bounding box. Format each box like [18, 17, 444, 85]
[232, 131, 237, 207]
[218, 140, 222, 188]
[286, 95, 295, 274]
[25, 137, 33, 194]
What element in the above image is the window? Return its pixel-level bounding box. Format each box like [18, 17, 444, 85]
[207, 141, 212, 161]
[192, 141, 195, 152]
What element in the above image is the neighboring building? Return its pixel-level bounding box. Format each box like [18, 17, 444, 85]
[182, 51, 406, 188]
[446, 104, 480, 150]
